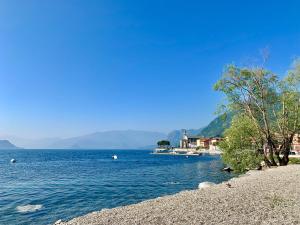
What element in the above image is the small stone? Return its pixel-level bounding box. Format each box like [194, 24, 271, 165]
[54, 219, 62, 224]
[223, 167, 233, 172]
[198, 182, 216, 189]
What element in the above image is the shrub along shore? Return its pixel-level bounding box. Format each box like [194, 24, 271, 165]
[57, 165, 300, 225]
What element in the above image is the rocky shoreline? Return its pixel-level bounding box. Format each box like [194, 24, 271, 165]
[58, 165, 300, 225]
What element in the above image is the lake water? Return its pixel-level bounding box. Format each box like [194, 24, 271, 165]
[0, 149, 235, 225]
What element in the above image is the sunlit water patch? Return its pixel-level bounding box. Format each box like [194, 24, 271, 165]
[16, 204, 43, 213]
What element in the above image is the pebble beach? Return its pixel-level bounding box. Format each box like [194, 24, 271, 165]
[59, 165, 300, 225]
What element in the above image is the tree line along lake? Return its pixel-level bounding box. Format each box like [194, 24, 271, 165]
[0, 149, 235, 225]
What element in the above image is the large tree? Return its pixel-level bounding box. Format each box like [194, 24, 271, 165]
[214, 59, 300, 167]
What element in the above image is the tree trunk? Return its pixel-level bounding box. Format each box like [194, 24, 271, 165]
[280, 147, 290, 166]
[265, 137, 277, 166]
[268, 144, 277, 166]
[279, 136, 293, 166]
[269, 152, 277, 166]
[264, 155, 272, 167]
[280, 154, 289, 166]
[275, 152, 282, 165]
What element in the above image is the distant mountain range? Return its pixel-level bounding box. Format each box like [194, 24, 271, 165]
[1, 131, 166, 150]
[0, 135, 62, 149]
[0, 140, 20, 149]
[49, 130, 166, 149]
[0, 114, 233, 149]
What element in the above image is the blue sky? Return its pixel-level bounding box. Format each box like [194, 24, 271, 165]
[0, 0, 299, 138]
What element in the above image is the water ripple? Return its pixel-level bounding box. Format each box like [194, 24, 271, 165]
[0, 149, 235, 225]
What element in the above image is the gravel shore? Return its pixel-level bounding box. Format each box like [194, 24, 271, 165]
[59, 165, 300, 225]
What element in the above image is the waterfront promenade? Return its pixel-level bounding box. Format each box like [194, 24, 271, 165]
[153, 148, 222, 156]
[59, 165, 300, 225]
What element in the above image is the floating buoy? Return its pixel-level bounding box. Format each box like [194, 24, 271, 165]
[10, 159, 16, 163]
[112, 155, 118, 160]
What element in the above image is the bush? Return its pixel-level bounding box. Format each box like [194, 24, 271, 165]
[157, 140, 170, 147]
[288, 157, 300, 164]
[219, 115, 263, 173]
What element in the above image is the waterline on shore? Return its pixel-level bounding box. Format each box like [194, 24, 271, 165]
[60, 165, 300, 225]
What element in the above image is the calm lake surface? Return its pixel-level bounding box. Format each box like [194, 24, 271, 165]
[0, 149, 235, 225]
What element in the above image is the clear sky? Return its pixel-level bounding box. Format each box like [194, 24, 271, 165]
[0, 0, 299, 138]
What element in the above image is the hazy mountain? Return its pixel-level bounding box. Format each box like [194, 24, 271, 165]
[0, 135, 61, 149]
[49, 130, 166, 149]
[0, 140, 19, 149]
[0, 114, 233, 149]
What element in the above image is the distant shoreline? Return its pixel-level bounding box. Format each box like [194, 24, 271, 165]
[151, 152, 221, 156]
[153, 147, 222, 155]
[0, 148, 155, 151]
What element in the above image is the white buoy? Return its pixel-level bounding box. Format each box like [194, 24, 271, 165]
[10, 159, 16, 163]
[112, 155, 118, 160]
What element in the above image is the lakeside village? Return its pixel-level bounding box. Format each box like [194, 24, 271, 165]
[154, 130, 223, 156]
[154, 130, 300, 156]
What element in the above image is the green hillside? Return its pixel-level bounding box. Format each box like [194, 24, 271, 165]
[198, 113, 233, 137]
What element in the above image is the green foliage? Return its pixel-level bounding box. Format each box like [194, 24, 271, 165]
[157, 140, 170, 147]
[214, 59, 300, 166]
[213, 64, 279, 118]
[289, 157, 300, 164]
[220, 115, 263, 172]
[278, 59, 300, 135]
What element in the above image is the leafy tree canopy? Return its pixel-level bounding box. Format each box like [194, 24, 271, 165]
[157, 140, 170, 147]
[215, 59, 300, 167]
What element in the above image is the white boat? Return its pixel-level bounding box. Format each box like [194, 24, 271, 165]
[112, 155, 118, 160]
